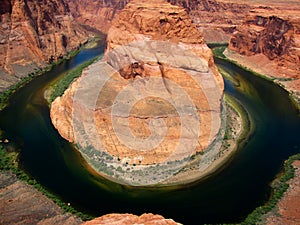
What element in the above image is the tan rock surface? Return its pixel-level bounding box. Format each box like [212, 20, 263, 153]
[81, 213, 180, 225]
[51, 0, 224, 185]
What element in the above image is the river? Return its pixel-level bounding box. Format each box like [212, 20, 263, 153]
[0, 42, 299, 224]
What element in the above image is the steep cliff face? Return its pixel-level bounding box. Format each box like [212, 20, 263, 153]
[51, 0, 224, 185]
[229, 15, 298, 61]
[66, 0, 129, 32]
[0, 171, 82, 225]
[0, 0, 91, 91]
[227, 14, 300, 101]
[66, 0, 252, 42]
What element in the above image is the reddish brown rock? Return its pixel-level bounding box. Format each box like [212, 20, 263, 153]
[265, 160, 300, 225]
[0, 0, 91, 91]
[66, 0, 128, 33]
[226, 13, 300, 104]
[229, 15, 298, 61]
[0, 171, 82, 225]
[66, 0, 252, 43]
[81, 213, 180, 225]
[51, 0, 224, 185]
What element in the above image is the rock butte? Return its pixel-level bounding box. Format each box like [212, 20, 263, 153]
[51, 0, 224, 184]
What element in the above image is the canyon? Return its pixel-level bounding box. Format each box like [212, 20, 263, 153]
[0, 0, 300, 224]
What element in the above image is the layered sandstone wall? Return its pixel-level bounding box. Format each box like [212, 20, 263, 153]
[0, 0, 91, 91]
[0, 171, 82, 225]
[66, 0, 129, 32]
[229, 15, 299, 62]
[66, 0, 252, 43]
[226, 14, 300, 103]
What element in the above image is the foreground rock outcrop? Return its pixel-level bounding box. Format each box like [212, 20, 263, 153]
[0, 171, 82, 225]
[0, 0, 91, 92]
[81, 213, 180, 225]
[51, 0, 224, 185]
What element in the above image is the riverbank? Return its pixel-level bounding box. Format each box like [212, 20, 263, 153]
[160, 94, 252, 186]
[224, 48, 300, 111]
[0, 144, 89, 224]
[0, 36, 104, 112]
[214, 45, 300, 224]
[0, 38, 104, 224]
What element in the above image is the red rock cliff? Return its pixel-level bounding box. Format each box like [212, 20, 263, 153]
[0, 0, 91, 91]
[66, 0, 252, 43]
[226, 14, 300, 102]
[229, 15, 299, 62]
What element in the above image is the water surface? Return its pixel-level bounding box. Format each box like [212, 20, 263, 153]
[0, 45, 299, 224]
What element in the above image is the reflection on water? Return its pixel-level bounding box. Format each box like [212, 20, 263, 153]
[0, 46, 299, 224]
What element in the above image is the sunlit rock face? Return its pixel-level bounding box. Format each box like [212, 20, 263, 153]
[0, 0, 90, 91]
[66, 0, 252, 43]
[81, 213, 180, 225]
[227, 14, 300, 102]
[51, 0, 224, 185]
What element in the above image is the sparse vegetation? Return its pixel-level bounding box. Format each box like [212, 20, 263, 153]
[212, 46, 227, 58]
[241, 154, 300, 225]
[49, 55, 102, 103]
[0, 144, 93, 221]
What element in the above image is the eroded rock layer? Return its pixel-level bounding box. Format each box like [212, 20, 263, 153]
[227, 13, 300, 103]
[51, 0, 224, 185]
[0, 0, 91, 91]
[0, 171, 82, 225]
[81, 213, 180, 225]
[66, 0, 252, 42]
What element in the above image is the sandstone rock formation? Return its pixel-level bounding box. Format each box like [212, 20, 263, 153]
[0, 0, 91, 91]
[0, 171, 82, 225]
[66, 0, 128, 32]
[66, 0, 252, 43]
[51, 0, 224, 185]
[229, 15, 299, 62]
[167, 0, 252, 43]
[227, 13, 300, 104]
[81, 213, 180, 225]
